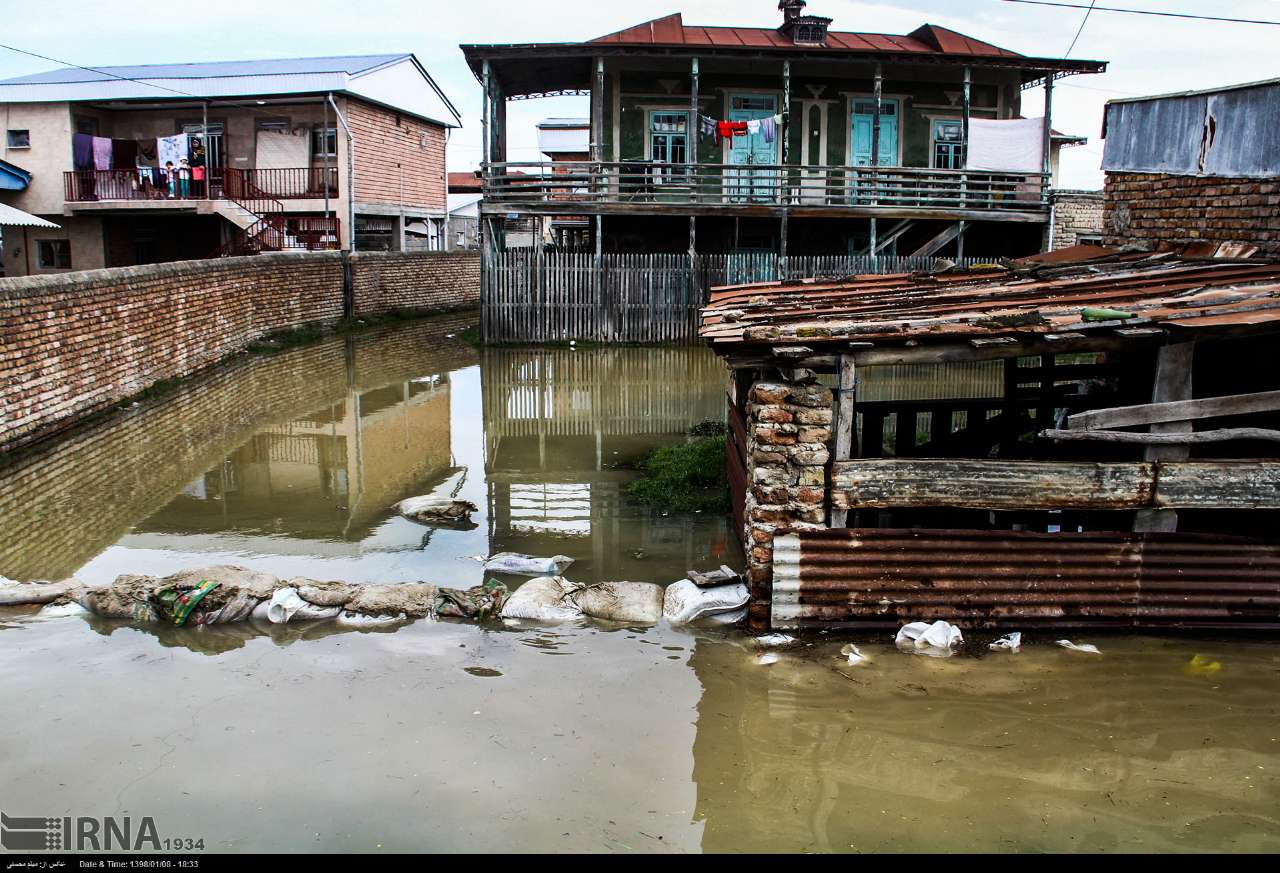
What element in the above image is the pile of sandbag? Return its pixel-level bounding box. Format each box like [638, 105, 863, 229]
[662, 578, 749, 626]
[499, 577, 664, 624]
[34, 565, 509, 628]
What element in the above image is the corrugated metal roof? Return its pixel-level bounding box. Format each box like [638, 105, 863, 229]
[772, 528, 1280, 630]
[0, 54, 408, 86]
[591, 13, 1025, 59]
[0, 203, 59, 228]
[700, 247, 1280, 351]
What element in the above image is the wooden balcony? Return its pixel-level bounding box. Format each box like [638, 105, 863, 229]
[483, 161, 1049, 222]
[63, 167, 338, 204]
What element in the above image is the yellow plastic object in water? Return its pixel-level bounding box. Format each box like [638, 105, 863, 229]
[1184, 654, 1223, 676]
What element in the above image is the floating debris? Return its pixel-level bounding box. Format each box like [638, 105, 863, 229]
[1057, 639, 1102, 654]
[989, 632, 1022, 653]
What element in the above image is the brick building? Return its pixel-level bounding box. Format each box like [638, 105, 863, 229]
[1046, 188, 1103, 250]
[0, 55, 461, 275]
[1101, 78, 1280, 256]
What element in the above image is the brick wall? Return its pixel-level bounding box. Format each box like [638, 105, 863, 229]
[348, 98, 447, 211]
[0, 251, 479, 453]
[1047, 189, 1104, 250]
[350, 251, 480, 316]
[1104, 171, 1280, 255]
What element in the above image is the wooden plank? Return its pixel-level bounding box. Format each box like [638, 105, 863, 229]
[1135, 342, 1194, 532]
[831, 459, 1155, 510]
[829, 354, 857, 528]
[1156, 462, 1280, 509]
[1068, 389, 1280, 431]
[1041, 427, 1280, 445]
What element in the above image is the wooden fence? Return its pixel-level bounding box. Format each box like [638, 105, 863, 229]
[482, 251, 985, 344]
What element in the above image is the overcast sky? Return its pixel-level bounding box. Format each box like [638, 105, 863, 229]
[1, 0, 1277, 188]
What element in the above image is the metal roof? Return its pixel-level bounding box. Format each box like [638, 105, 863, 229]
[0, 203, 59, 228]
[700, 246, 1280, 352]
[0, 54, 409, 86]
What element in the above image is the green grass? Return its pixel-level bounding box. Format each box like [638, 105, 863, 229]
[627, 436, 729, 514]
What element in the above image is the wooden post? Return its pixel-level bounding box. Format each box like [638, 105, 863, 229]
[1134, 342, 1195, 532]
[690, 56, 699, 191]
[871, 63, 882, 169]
[1042, 72, 1054, 194]
[830, 354, 857, 528]
[593, 56, 605, 199]
[779, 213, 788, 279]
[781, 59, 791, 206]
[481, 60, 492, 169]
[961, 65, 970, 208]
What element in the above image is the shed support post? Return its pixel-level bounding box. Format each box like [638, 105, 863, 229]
[830, 354, 858, 528]
[779, 213, 788, 279]
[1134, 342, 1195, 532]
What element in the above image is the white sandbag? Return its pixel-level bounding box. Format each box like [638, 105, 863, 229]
[570, 581, 663, 624]
[1057, 639, 1101, 654]
[700, 607, 746, 626]
[989, 632, 1022, 653]
[895, 620, 964, 657]
[499, 576, 583, 622]
[265, 587, 340, 624]
[337, 610, 408, 627]
[0, 580, 78, 606]
[484, 553, 574, 577]
[663, 579, 749, 626]
[394, 496, 479, 526]
[37, 602, 88, 619]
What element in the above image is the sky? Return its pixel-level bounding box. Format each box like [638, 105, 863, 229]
[0, 0, 1277, 189]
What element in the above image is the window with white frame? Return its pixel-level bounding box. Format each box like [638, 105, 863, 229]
[932, 119, 964, 169]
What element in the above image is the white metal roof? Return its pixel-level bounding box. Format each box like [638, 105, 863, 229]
[0, 202, 60, 228]
[0, 54, 461, 128]
[537, 117, 589, 155]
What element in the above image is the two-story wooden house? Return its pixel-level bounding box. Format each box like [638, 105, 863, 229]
[0, 54, 460, 275]
[463, 1, 1105, 267]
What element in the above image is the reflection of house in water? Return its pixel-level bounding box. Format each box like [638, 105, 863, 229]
[139, 372, 454, 544]
[481, 347, 736, 579]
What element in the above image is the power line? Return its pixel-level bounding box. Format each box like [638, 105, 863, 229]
[1065, 0, 1097, 57]
[1001, 0, 1280, 26]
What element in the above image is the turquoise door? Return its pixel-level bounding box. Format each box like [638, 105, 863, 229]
[851, 98, 899, 166]
[726, 94, 778, 202]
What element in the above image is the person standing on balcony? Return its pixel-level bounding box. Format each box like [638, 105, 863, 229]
[177, 158, 192, 198]
[164, 161, 176, 198]
[189, 138, 206, 198]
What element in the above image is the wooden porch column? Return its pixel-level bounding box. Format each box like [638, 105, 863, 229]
[1041, 72, 1054, 192]
[689, 56, 699, 172]
[1134, 342, 1195, 533]
[481, 60, 492, 168]
[871, 63, 882, 168]
[961, 65, 971, 209]
[592, 56, 605, 161]
[781, 60, 791, 205]
[830, 354, 857, 528]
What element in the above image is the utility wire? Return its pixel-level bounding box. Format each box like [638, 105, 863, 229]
[1064, 0, 1097, 57]
[1001, 0, 1280, 26]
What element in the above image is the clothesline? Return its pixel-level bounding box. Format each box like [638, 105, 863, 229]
[71, 132, 203, 174]
[697, 113, 784, 145]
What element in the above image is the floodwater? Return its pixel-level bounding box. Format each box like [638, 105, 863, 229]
[1, 314, 1278, 853]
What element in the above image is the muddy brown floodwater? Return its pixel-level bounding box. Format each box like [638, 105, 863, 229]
[2, 314, 1278, 853]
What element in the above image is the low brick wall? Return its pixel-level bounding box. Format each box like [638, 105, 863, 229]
[1104, 171, 1280, 255]
[350, 251, 480, 316]
[0, 251, 479, 453]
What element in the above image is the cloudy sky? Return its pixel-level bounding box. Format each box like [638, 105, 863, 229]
[1, 0, 1276, 188]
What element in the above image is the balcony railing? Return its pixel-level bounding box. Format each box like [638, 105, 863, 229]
[483, 161, 1048, 213]
[63, 166, 338, 203]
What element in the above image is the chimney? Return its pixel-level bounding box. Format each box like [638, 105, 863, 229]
[779, 0, 806, 24]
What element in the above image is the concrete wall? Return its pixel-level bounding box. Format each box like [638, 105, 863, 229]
[1, 101, 72, 214]
[1, 214, 106, 276]
[0, 250, 479, 452]
[1104, 171, 1280, 256]
[1047, 189, 1104, 251]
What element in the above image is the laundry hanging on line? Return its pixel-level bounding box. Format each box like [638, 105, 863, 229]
[699, 113, 784, 145]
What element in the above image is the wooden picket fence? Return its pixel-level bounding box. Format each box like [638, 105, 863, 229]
[482, 251, 987, 344]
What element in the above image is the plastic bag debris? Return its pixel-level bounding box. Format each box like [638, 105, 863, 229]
[394, 496, 479, 528]
[754, 633, 796, 648]
[663, 579, 749, 626]
[700, 607, 746, 626]
[1056, 639, 1101, 654]
[756, 652, 779, 665]
[484, 553, 575, 577]
[569, 581, 663, 624]
[499, 576, 584, 622]
[1184, 654, 1223, 676]
[840, 643, 868, 666]
[989, 632, 1022, 653]
[37, 602, 88, 619]
[895, 620, 964, 657]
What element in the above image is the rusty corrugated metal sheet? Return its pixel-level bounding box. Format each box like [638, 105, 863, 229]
[701, 249, 1280, 351]
[772, 528, 1280, 631]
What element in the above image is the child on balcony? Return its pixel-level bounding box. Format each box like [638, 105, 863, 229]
[177, 158, 192, 198]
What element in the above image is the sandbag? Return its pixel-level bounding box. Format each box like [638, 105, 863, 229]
[500, 576, 583, 622]
[295, 581, 358, 607]
[699, 607, 746, 626]
[484, 553, 574, 577]
[343, 583, 439, 618]
[394, 496, 479, 527]
[662, 579, 749, 626]
[0, 579, 79, 606]
[337, 610, 408, 627]
[570, 582, 663, 624]
[266, 587, 340, 624]
[895, 620, 963, 657]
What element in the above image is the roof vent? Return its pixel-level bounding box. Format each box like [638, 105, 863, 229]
[778, 1, 832, 46]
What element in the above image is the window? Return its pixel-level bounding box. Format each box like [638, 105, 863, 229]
[932, 119, 964, 169]
[256, 119, 291, 133]
[37, 239, 71, 269]
[6, 129, 30, 149]
[74, 116, 98, 136]
[648, 112, 687, 183]
[852, 100, 896, 117]
[312, 126, 338, 159]
[792, 23, 828, 44]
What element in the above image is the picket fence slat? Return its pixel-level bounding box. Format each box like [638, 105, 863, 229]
[482, 251, 984, 344]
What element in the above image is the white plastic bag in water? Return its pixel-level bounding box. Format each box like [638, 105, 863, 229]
[499, 576, 584, 622]
[265, 588, 340, 624]
[895, 620, 964, 656]
[1057, 639, 1102, 654]
[662, 579, 749, 626]
[989, 632, 1022, 653]
[483, 553, 575, 577]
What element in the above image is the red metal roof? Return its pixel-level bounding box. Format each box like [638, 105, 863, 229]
[590, 14, 1022, 59]
[700, 246, 1280, 351]
[448, 171, 482, 193]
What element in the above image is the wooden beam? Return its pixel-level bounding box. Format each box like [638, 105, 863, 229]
[830, 458, 1280, 511]
[480, 200, 1049, 223]
[1068, 389, 1280, 431]
[1042, 427, 1280, 444]
[909, 221, 965, 257]
[829, 354, 857, 528]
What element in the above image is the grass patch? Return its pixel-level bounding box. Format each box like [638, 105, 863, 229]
[627, 436, 729, 514]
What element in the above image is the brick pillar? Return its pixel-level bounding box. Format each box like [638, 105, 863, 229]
[742, 378, 833, 632]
